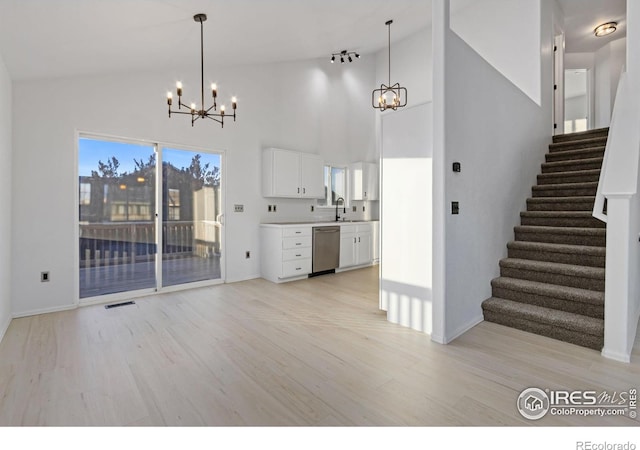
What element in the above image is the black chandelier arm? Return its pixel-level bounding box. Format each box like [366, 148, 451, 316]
[168, 109, 197, 116]
[205, 104, 218, 114]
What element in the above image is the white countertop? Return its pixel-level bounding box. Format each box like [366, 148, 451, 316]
[260, 220, 378, 228]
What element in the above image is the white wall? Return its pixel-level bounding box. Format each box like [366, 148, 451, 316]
[373, 26, 433, 332]
[381, 103, 433, 333]
[11, 57, 376, 316]
[450, 0, 542, 105]
[595, 38, 627, 128]
[433, 0, 555, 342]
[0, 51, 11, 340]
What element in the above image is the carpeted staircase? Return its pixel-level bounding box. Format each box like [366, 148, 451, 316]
[482, 127, 608, 350]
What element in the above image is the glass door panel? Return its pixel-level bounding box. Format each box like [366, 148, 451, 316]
[78, 138, 157, 298]
[161, 148, 222, 287]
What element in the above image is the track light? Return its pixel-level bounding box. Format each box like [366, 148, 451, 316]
[330, 49, 360, 64]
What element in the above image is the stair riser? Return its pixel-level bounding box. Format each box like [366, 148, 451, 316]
[546, 149, 605, 162]
[520, 216, 606, 228]
[500, 266, 604, 291]
[491, 286, 604, 318]
[507, 247, 605, 268]
[532, 187, 597, 197]
[553, 131, 608, 144]
[549, 139, 608, 153]
[526, 200, 594, 211]
[482, 311, 603, 350]
[537, 173, 601, 185]
[542, 161, 603, 173]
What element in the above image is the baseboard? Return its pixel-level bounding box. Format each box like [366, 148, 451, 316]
[12, 303, 77, 319]
[601, 348, 631, 363]
[0, 314, 11, 345]
[442, 314, 484, 344]
[225, 274, 261, 284]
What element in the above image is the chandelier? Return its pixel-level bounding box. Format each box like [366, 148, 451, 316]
[372, 20, 407, 111]
[166, 14, 237, 128]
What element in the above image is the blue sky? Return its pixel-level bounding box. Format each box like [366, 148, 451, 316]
[78, 138, 220, 177]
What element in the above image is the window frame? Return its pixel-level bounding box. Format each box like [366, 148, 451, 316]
[317, 164, 349, 208]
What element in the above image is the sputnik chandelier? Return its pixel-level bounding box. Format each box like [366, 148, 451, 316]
[166, 14, 237, 128]
[372, 20, 407, 111]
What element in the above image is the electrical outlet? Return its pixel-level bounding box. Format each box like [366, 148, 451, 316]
[234, 204, 244, 213]
[452, 201, 460, 215]
[245, 251, 251, 259]
[41, 271, 50, 282]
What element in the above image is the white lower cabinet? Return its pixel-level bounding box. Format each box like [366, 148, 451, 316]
[339, 223, 372, 269]
[260, 225, 312, 283]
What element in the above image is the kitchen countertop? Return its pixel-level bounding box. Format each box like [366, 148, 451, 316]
[260, 220, 378, 227]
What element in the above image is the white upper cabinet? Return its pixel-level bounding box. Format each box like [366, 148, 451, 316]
[349, 161, 379, 201]
[262, 148, 324, 198]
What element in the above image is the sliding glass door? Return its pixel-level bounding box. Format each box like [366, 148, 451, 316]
[161, 148, 222, 287]
[78, 135, 223, 300]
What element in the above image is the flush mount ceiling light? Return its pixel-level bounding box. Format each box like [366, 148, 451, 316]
[166, 14, 237, 128]
[594, 22, 617, 37]
[372, 20, 407, 111]
[330, 50, 360, 64]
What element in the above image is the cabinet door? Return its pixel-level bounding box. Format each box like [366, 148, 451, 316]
[364, 163, 379, 201]
[356, 231, 372, 265]
[272, 150, 301, 197]
[339, 234, 356, 268]
[349, 162, 364, 201]
[300, 154, 324, 198]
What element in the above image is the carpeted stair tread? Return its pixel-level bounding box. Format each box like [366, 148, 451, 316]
[545, 147, 605, 163]
[482, 298, 604, 349]
[526, 197, 596, 212]
[491, 277, 604, 306]
[514, 225, 605, 247]
[541, 157, 604, 173]
[537, 169, 601, 185]
[532, 181, 598, 197]
[482, 297, 603, 335]
[499, 258, 604, 280]
[552, 127, 609, 144]
[507, 240, 605, 257]
[520, 211, 605, 228]
[549, 137, 608, 153]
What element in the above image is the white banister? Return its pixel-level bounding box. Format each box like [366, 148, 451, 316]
[595, 71, 640, 362]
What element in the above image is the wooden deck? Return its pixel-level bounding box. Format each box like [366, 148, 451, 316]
[79, 254, 221, 298]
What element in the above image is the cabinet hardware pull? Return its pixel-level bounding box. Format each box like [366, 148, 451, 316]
[296, 243, 302, 246]
[295, 254, 301, 257]
[297, 187, 300, 193]
[354, 237, 356, 243]
[296, 267, 301, 270]
[303, 188, 306, 194]
[358, 237, 361, 242]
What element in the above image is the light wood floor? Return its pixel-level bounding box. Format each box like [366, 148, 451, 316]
[0, 266, 639, 426]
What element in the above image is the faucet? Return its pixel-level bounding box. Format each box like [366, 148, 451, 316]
[335, 197, 345, 221]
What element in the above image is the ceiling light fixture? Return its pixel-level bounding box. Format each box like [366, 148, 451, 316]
[372, 20, 407, 111]
[331, 50, 359, 64]
[594, 22, 617, 37]
[166, 14, 237, 128]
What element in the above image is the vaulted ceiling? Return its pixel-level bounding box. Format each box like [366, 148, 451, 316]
[0, 0, 627, 81]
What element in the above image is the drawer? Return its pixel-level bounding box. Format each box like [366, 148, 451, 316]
[281, 258, 312, 278]
[283, 247, 312, 261]
[283, 227, 311, 238]
[282, 236, 312, 249]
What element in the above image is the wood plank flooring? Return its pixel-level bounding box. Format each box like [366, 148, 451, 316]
[0, 266, 639, 426]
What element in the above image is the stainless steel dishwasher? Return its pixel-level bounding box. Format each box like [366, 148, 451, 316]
[311, 226, 340, 275]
